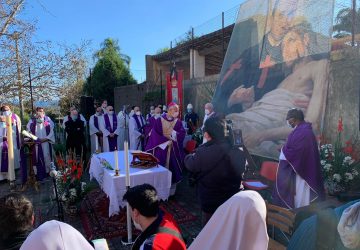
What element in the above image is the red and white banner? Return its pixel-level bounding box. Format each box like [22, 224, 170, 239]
[166, 67, 183, 118]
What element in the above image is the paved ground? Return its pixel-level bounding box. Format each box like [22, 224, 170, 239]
[0, 169, 202, 250]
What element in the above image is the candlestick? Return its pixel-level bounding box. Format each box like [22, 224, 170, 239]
[124, 141, 130, 187]
[95, 136, 99, 153]
[5, 116, 15, 181]
[114, 148, 119, 176]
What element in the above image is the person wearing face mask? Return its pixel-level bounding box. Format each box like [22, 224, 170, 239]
[273, 108, 325, 209]
[26, 107, 55, 181]
[123, 184, 186, 250]
[129, 106, 146, 150]
[62, 106, 86, 130]
[144, 107, 162, 147]
[89, 106, 104, 153]
[64, 107, 86, 156]
[145, 102, 186, 195]
[0, 105, 21, 176]
[117, 105, 130, 151]
[146, 106, 155, 121]
[184, 104, 199, 135]
[201, 103, 216, 144]
[99, 106, 121, 152]
[101, 100, 108, 114]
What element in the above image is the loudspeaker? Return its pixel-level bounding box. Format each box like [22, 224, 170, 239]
[80, 96, 95, 121]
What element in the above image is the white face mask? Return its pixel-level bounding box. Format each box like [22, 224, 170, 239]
[154, 114, 161, 119]
[136, 111, 141, 116]
[287, 120, 294, 128]
[108, 111, 114, 115]
[132, 217, 142, 231]
[173, 112, 179, 118]
[3, 111, 11, 116]
[204, 109, 210, 115]
[0, 122, 5, 128]
[96, 112, 102, 116]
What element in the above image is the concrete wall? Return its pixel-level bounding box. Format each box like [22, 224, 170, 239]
[323, 48, 360, 144]
[117, 49, 360, 143]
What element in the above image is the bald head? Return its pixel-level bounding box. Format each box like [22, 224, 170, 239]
[205, 103, 214, 114]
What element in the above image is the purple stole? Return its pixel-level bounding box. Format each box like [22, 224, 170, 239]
[29, 117, 52, 181]
[94, 116, 99, 130]
[11, 114, 20, 150]
[1, 129, 8, 172]
[104, 114, 118, 151]
[133, 114, 145, 150]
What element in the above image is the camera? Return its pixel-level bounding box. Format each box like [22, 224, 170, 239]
[225, 119, 243, 147]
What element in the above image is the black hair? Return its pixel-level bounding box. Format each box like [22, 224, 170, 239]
[36, 107, 44, 112]
[131, 106, 136, 110]
[123, 184, 159, 217]
[0, 194, 33, 239]
[203, 116, 226, 141]
[286, 108, 304, 121]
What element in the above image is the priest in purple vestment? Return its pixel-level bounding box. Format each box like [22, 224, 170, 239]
[145, 103, 185, 193]
[100, 106, 120, 152]
[144, 107, 162, 146]
[273, 109, 325, 209]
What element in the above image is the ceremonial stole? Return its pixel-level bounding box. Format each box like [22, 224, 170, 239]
[0, 128, 8, 172]
[30, 118, 52, 181]
[11, 114, 20, 150]
[94, 116, 99, 130]
[133, 115, 145, 150]
[104, 114, 118, 151]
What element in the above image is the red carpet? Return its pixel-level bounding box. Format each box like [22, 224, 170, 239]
[80, 188, 197, 240]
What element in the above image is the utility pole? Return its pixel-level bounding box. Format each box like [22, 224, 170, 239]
[352, 0, 356, 47]
[13, 32, 24, 122]
[28, 66, 34, 114]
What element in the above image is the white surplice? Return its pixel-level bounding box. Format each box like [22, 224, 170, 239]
[129, 115, 145, 150]
[99, 114, 121, 152]
[117, 111, 130, 150]
[0, 127, 9, 180]
[26, 118, 55, 173]
[89, 114, 103, 153]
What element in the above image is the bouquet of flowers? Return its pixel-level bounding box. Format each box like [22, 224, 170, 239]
[320, 118, 360, 193]
[55, 152, 87, 204]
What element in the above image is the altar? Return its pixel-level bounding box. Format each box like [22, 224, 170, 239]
[89, 151, 172, 217]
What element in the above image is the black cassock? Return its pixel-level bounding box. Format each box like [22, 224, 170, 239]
[65, 117, 86, 156]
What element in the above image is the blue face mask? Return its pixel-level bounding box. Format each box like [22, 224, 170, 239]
[187, 109, 192, 113]
[3, 111, 11, 116]
[0, 122, 5, 128]
[37, 118, 44, 123]
[71, 115, 78, 120]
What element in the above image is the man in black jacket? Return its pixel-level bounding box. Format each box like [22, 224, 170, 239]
[64, 107, 86, 156]
[184, 116, 246, 225]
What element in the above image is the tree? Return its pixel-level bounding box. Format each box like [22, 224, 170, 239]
[333, 7, 360, 38]
[84, 38, 136, 105]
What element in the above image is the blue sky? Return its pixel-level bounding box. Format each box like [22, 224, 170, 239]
[21, 0, 242, 82]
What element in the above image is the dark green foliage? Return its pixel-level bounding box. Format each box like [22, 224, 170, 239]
[84, 38, 136, 105]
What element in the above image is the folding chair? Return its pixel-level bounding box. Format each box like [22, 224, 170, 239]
[243, 161, 278, 190]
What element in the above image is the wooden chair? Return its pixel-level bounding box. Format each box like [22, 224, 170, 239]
[243, 161, 278, 190]
[266, 203, 296, 250]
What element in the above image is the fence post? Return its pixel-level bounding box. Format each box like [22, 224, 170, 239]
[191, 27, 195, 79]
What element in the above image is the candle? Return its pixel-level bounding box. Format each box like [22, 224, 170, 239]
[124, 141, 130, 187]
[5, 116, 15, 181]
[95, 136, 99, 153]
[114, 148, 119, 176]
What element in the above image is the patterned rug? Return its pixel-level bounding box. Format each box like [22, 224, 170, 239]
[80, 188, 198, 240]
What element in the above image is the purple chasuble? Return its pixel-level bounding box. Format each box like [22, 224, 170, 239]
[26, 117, 52, 181]
[11, 114, 20, 149]
[145, 114, 185, 183]
[272, 122, 325, 209]
[104, 114, 118, 151]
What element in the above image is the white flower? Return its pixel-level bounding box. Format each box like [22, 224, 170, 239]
[333, 174, 342, 182]
[61, 193, 68, 201]
[69, 188, 77, 197]
[343, 156, 353, 163]
[324, 164, 332, 172]
[345, 173, 354, 181]
[321, 160, 326, 166]
[352, 169, 359, 176]
[81, 182, 87, 192]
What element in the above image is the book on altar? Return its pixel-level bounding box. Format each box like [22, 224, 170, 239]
[22, 130, 38, 141]
[130, 150, 159, 168]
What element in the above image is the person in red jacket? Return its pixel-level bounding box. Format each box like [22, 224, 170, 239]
[123, 184, 186, 250]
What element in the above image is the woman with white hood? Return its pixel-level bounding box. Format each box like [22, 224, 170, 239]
[189, 191, 269, 250]
[20, 220, 94, 250]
